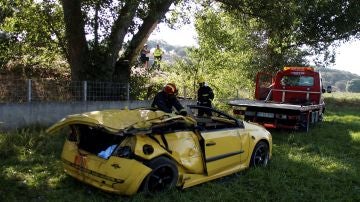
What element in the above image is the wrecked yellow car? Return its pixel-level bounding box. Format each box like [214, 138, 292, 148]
[47, 105, 272, 195]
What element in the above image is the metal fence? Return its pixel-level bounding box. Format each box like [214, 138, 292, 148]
[0, 78, 251, 103]
[0, 79, 130, 103]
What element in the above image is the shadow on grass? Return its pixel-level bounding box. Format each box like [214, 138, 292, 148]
[271, 108, 360, 163]
[260, 107, 360, 201]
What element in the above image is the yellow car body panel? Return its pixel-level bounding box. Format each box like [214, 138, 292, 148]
[182, 163, 248, 188]
[61, 141, 152, 195]
[201, 128, 243, 175]
[134, 132, 205, 174]
[243, 121, 273, 160]
[48, 107, 272, 195]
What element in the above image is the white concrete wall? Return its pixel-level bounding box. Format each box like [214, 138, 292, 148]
[0, 100, 195, 131]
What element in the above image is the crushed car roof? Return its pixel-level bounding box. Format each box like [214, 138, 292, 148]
[47, 109, 195, 134]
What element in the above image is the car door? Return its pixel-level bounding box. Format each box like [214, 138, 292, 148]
[201, 127, 243, 176]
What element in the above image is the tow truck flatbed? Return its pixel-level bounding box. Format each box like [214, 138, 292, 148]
[229, 99, 324, 112]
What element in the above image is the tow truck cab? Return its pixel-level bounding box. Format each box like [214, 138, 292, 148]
[255, 67, 324, 105]
[231, 67, 325, 132]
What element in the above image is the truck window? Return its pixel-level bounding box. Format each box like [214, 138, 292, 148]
[281, 76, 314, 87]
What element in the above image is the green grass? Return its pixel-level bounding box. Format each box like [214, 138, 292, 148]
[1, 93, 360, 201]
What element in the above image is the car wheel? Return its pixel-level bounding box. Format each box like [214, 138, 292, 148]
[142, 156, 178, 194]
[250, 141, 269, 167]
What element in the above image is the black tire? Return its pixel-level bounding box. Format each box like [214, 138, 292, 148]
[250, 141, 270, 167]
[142, 156, 178, 194]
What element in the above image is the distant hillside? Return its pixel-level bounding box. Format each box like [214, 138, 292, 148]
[317, 67, 360, 92]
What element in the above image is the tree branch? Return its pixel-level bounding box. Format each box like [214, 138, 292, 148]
[122, 0, 176, 64]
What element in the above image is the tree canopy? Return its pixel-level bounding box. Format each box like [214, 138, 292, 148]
[1, 0, 360, 93]
[0, 0, 65, 69]
[164, 0, 360, 99]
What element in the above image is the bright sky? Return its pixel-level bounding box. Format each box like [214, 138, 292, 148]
[150, 23, 360, 76]
[149, 23, 198, 47]
[332, 40, 360, 76]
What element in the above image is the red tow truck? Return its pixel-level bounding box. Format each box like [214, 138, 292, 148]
[229, 67, 326, 132]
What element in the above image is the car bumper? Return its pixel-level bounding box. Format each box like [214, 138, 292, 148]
[62, 157, 152, 195]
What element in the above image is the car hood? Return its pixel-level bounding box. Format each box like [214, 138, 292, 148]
[47, 109, 193, 134]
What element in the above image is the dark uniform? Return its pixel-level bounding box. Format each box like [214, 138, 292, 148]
[151, 91, 186, 115]
[197, 84, 214, 116]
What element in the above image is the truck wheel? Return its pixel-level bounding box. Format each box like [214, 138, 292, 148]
[142, 157, 178, 194]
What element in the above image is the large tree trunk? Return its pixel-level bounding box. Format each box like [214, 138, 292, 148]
[103, 1, 140, 82]
[61, 0, 177, 83]
[61, 0, 89, 81]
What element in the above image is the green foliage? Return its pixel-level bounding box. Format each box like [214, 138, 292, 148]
[2, 0, 360, 85]
[161, 49, 253, 102]
[346, 79, 360, 93]
[181, 10, 257, 100]
[196, 4, 315, 71]
[162, 57, 198, 98]
[162, 7, 301, 101]
[218, 0, 360, 66]
[166, 7, 307, 101]
[174, 2, 360, 99]
[0, 0, 66, 69]
[129, 72, 164, 101]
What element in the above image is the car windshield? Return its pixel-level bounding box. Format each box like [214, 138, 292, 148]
[281, 76, 314, 87]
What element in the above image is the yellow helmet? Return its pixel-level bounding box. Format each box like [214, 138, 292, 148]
[198, 76, 205, 84]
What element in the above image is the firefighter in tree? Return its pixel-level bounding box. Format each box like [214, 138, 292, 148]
[197, 77, 214, 116]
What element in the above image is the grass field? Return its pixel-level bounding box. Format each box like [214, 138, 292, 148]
[1, 93, 359, 201]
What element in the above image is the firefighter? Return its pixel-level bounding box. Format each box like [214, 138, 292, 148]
[197, 77, 214, 116]
[151, 83, 187, 116]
